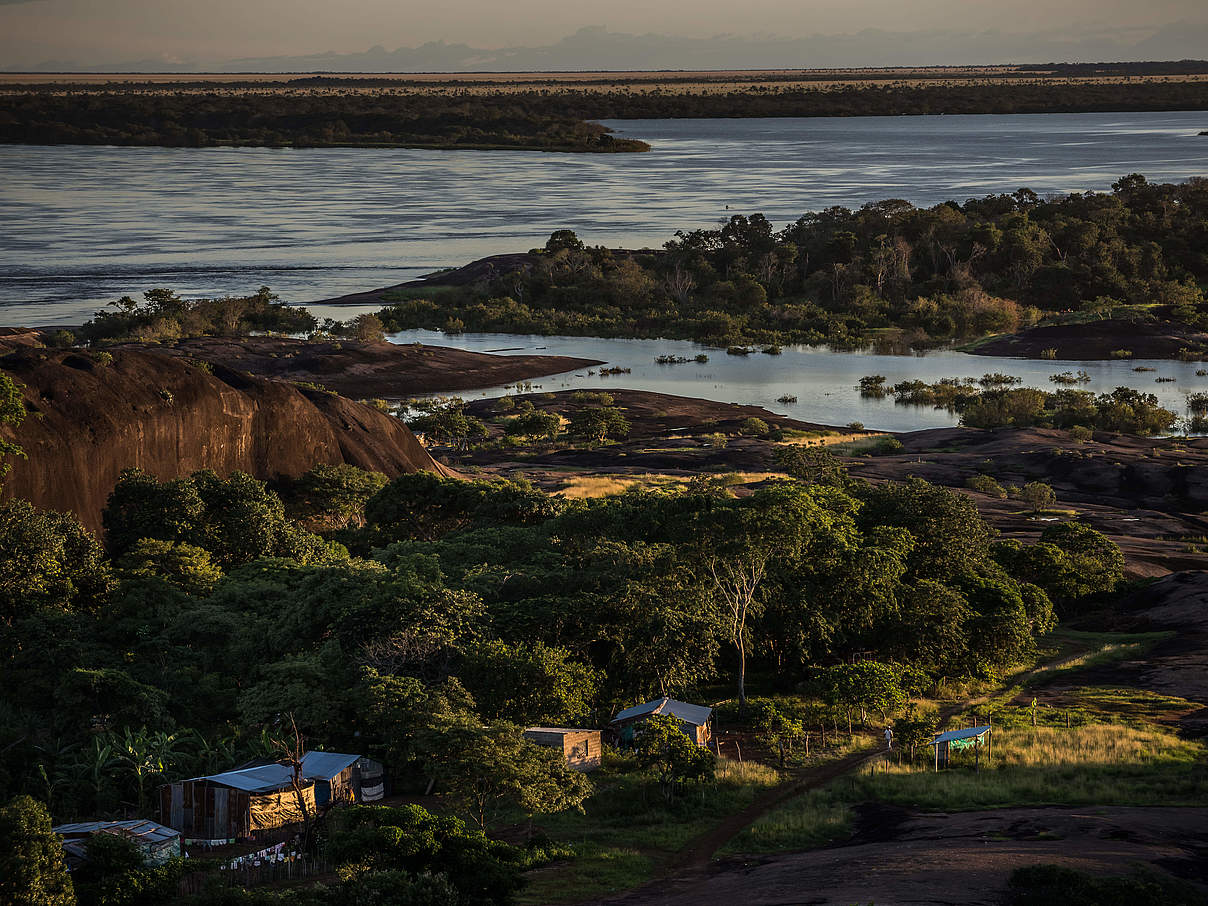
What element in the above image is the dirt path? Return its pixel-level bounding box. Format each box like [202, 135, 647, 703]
[624, 646, 1101, 889]
[595, 807, 1208, 906]
[664, 745, 882, 873]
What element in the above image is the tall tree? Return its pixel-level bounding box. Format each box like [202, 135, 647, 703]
[693, 483, 834, 709]
[0, 373, 26, 485]
[0, 795, 75, 906]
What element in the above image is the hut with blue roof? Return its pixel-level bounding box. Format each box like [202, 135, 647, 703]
[609, 697, 714, 747]
[931, 725, 992, 771]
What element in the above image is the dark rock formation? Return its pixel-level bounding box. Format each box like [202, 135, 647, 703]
[970, 317, 1208, 361]
[117, 336, 602, 398]
[0, 346, 453, 534]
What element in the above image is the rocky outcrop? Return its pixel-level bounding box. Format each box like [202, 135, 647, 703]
[0, 346, 454, 534]
[118, 336, 602, 399]
[969, 317, 1208, 360]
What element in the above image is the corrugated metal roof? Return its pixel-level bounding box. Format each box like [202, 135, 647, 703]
[300, 751, 360, 781]
[192, 752, 364, 791]
[611, 697, 713, 726]
[933, 725, 992, 744]
[54, 819, 180, 845]
[191, 763, 299, 793]
[524, 727, 598, 735]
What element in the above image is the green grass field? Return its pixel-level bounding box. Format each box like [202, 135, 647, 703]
[725, 722, 1207, 854]
[517, 757, 780, 904]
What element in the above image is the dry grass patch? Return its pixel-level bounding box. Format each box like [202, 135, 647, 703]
[555, 473, 686, 498]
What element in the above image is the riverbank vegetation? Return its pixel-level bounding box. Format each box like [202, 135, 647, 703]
[77, 287, 319, 344]
[865, 377, 1179, 434]
[0, 90, 650, 152]
[4, 73, 1208, 151]
[378, 175, 1208, 351]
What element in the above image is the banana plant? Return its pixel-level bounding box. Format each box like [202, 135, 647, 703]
[111, 727, 184, 814]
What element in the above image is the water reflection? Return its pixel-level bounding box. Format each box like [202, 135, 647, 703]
[3, 111, 1206, 325]
[388, 330, 1208, 433]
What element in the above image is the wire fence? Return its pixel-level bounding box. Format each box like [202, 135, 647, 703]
[178, 855, 330, 895]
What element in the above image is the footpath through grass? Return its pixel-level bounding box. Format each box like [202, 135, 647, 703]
[518, 757, 780, 905]
[724, 629, 1208, 856]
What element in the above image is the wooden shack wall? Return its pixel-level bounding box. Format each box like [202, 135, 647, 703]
[161, 782, 252, 839]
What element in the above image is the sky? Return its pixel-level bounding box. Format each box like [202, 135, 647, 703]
[1, 0, 1206, 70]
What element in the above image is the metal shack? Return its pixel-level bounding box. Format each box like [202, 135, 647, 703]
[161, 763, 317, 842]
[55, 819, 182, 869]
[610, 697, 713, 747]
[301, 751, 386, 806]
[523, 728, 603, 772]
[931, 725, 993, 770]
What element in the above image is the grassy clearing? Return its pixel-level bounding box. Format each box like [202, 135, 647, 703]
[719, 786, 854, 854]
[860, 724, 1207, 810]
[727, 628, 1207, 856]
[555, 473, 685, 498]
[725, 722, 1208, 855]
[555, 470, 788, 499]
[518, 757, 780, 904]
[774, 430, 865, 448]
[826, 435, 891, 456]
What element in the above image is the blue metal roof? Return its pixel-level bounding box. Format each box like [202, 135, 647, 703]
[191, 763, 298, 793]
[612, 697, 713, 726]
[933, 725, 992, 745]
[301, 751, 360, 781]
[54, 819, 180, 845]
[192, 752, 362, 791]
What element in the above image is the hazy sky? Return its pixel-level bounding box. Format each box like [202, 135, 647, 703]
[1, 0, 1205, 68]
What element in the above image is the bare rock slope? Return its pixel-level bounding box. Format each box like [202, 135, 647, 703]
[0, 346, 453, 533]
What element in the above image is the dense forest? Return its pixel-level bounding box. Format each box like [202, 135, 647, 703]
[2, 78, 1207, 150]
[0, 91, 650, 152]
[0, 402, 1126, 903]
[378, 175, 1208, 349]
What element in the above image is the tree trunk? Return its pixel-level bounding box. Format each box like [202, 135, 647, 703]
[736, 640, 747, 713]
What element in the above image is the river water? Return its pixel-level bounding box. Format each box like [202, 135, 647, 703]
[386, 330, 1207, 433]
[2, 111, 1206, 326]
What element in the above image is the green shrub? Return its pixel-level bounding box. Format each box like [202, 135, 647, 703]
[739, 417, 771, 436]
[571, 390, 614, 406]
[1020, 481, 1056, 512]
[873, 436, 903, 455]
[966, 474, 1008, 498]
[1069, 425, 1093, 443]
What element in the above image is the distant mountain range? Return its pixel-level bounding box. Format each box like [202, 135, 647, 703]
[12, 23, 1208, 73]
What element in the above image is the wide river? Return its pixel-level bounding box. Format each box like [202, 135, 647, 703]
[386, 330, 1208, 433]
[2, 111, 1206, 326]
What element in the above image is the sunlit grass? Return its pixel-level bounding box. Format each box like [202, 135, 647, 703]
[555, 473, 684, 498]
[517, 757, 779, 904]
[724, 723, 1208, 855]
[720, 786, 854, 854]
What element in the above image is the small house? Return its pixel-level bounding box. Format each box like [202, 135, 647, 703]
[609, 697, 713, 747]
[161, 763, 317, 841]
[523, 728, 602, 772]
[301, 751, 386, 806]
[55, 819, 182, 870]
